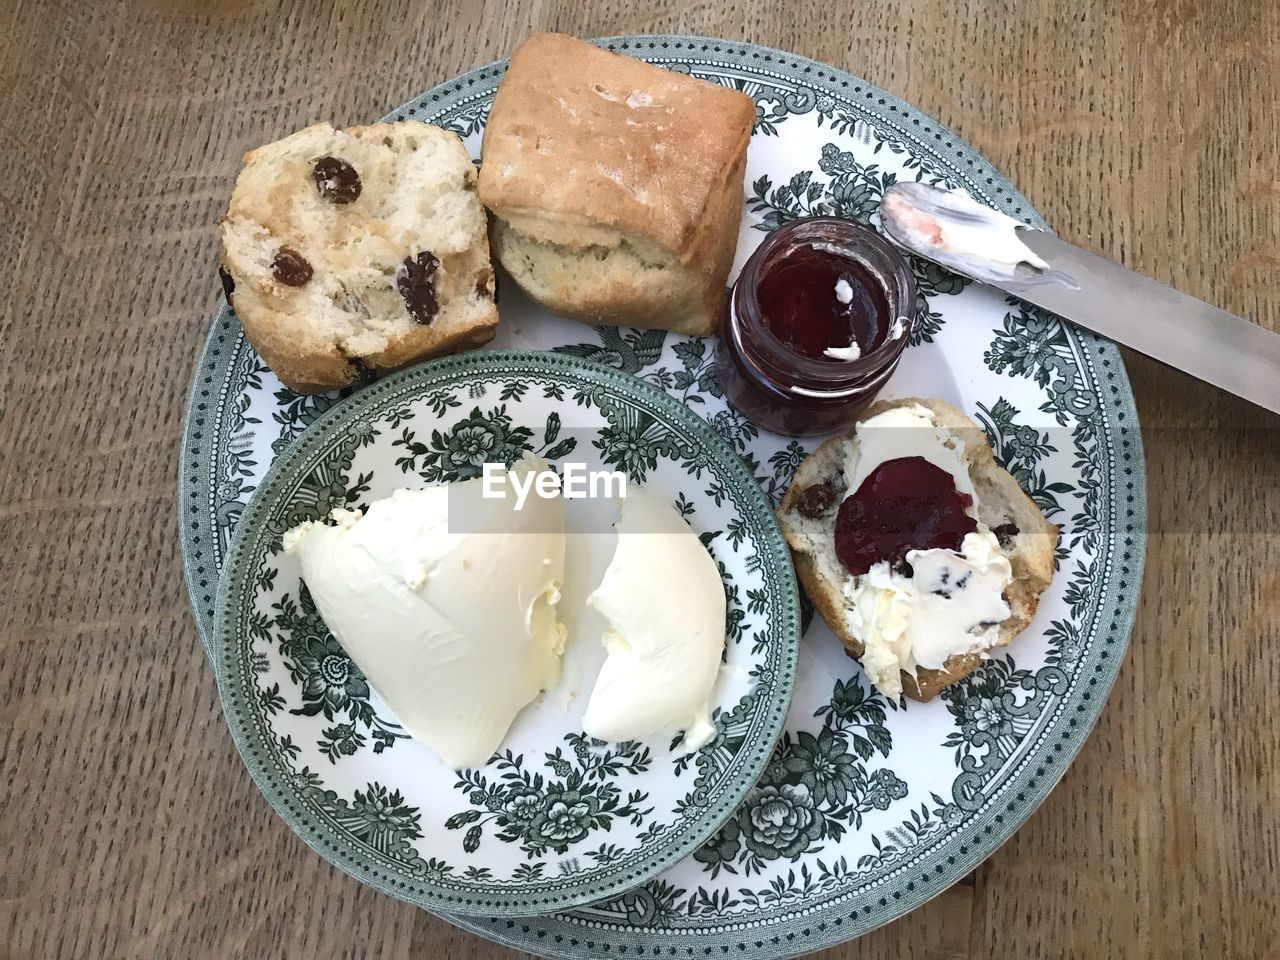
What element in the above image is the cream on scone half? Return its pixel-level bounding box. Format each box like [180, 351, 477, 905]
[776, 397, 1058, 701]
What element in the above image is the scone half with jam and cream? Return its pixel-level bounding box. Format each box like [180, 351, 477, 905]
[220, 121, 497, 394]
[777, 397, 1058, 701]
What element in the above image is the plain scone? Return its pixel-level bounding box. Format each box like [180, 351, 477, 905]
[220, 121, 497, 394]
[478, 33, 756, 337]
[777, 397, 1059, 701]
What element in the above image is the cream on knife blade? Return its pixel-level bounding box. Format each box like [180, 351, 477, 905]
[878, 180, 1280, 415]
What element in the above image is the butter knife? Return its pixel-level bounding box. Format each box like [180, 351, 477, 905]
[878, 181, 1280, 415]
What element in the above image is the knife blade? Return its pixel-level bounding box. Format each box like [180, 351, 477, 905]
[878, 182, 1280, 414]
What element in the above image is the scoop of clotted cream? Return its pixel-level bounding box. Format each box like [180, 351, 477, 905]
[282, 453, 567, 768]
[839, 405, 1013, 698]
[581, 487, 725, 753]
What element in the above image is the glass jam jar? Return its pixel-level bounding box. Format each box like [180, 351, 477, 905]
[714, 217, 916, 437]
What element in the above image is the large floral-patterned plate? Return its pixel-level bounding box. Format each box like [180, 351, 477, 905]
[181, 34, 1145, 957]
[212, 351, 800, 916]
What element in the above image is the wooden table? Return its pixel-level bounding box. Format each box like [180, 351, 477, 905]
[2, 1, 1277, 957]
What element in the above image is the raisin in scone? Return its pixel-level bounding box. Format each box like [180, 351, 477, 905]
[776, 398, 1058, 701]
[219, 121, 497, 393]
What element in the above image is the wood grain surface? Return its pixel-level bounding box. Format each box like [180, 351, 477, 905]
[1, 1, 1277, 958]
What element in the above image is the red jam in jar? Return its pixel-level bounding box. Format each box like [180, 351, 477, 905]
[756, 249, 892, 360]
[715, 217, 916, 437]
[834, 457, 977, 576]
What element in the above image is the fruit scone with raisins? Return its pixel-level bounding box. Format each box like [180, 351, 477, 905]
[219, 121, 497, 394]
[776, 398, 1058, 702]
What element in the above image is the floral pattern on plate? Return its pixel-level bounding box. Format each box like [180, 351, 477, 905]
[180, 35, 1144, 959]
[212, 352, 800, 915]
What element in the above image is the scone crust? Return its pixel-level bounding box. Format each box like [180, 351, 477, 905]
[777, 397, 1059, 702]
[220, 121, 497, 394]
[479, 33, 755, 269]
[477, 34, 752, 336]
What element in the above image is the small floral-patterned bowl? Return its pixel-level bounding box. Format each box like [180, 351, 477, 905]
[212, 349, 800, 916]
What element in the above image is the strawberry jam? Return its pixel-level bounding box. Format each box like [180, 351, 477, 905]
[715, 217, 916, 438]
[755, 248, 891, 360]
[834, 456, 976, 576]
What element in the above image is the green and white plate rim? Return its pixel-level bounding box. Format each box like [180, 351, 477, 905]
[181, 34, 1146, 959]
[213, 349, 801, 916]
